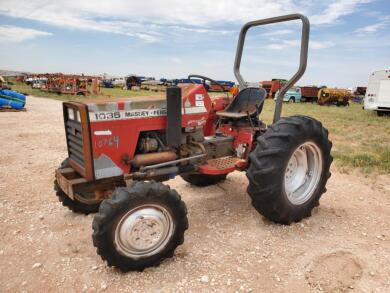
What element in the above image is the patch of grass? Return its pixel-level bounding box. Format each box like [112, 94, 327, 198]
[333, 149, 390, 174]
[260, 101, 390, 173]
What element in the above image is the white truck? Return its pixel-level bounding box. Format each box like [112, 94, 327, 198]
[364, 69, 390, 116]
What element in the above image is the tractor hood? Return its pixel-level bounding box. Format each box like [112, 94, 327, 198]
[75, 83, 213, 120]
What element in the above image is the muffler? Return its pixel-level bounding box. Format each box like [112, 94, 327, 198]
[132, 151, 177, 167]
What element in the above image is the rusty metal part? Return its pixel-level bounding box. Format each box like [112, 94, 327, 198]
[140, 153, 206, 171]
[132, 151, 177, 167]
[139, 137, 159, 153]
[55, 167, 125, 200]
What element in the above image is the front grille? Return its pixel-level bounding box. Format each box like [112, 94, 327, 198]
[65, 117, 85, 168]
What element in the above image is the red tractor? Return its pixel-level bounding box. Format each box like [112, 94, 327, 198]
[55, 14, 332, 271]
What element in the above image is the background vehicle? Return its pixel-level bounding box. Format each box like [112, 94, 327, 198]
[364, 70, 390, 116]
[112, 77, 126, 87]
[101, 79, 114, 88]
[260, 79, 286, 98]
[317, 87, 351, 106]
[300, 86, 320, 102]
[209, 80, 235, 92]
[54, 14, 332, 272]
[275, 87, 302, 103]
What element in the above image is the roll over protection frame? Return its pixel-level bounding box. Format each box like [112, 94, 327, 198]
[233, 13, 310, 123]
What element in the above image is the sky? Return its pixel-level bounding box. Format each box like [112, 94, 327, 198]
[0, 0, 389, 88]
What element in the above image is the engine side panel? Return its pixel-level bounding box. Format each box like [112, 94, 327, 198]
[85, 84, 214, 179]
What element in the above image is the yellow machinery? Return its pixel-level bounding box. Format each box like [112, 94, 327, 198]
[317, 88, 351, 106]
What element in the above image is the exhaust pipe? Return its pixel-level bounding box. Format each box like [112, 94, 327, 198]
[132, 151, 177, 167]
[166, 86, 182, 147]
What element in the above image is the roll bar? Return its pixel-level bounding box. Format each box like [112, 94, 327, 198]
[233, 14, 310, 123]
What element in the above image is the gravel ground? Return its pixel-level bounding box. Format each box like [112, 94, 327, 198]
[0, 96, 389, 292]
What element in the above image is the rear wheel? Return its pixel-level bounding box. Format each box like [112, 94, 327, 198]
[92, 181, 188, 271]
[289, 97, 295, 103]
[54, 159, 101, 214]
[180, 173, 227, 187]
[247, 115, 332, 224]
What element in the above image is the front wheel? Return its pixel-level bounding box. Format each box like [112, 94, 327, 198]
[92, 181, 188, 271]
[247, 115, 332, 224]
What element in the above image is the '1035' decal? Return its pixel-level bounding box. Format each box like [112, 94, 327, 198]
[90, 109, 167, 121]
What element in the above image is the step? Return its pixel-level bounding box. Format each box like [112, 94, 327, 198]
[198, 156, 242, 175]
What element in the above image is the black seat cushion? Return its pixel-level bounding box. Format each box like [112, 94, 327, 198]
[216, 87, 267, 118]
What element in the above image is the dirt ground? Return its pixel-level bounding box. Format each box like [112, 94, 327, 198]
[0, 96, 389, 293]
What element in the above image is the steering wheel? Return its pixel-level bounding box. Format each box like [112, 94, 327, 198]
[187, 74, 226, 92]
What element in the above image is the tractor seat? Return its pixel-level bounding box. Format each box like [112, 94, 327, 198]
[216, 87, 267, 119]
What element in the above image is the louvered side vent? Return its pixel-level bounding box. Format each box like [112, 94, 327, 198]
[65, 107, 85, 168]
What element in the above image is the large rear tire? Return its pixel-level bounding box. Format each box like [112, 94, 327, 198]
[180, 173, 227, 187]
[92, 181, 188, 272]
[247, 115, 332, 224]
[54, 159, 101, 214]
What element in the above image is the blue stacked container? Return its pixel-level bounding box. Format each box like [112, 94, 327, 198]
[0, 89, 26, 110]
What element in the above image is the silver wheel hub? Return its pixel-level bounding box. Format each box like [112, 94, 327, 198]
[114, 204, 174, 259]
[284, 142, 323, 205]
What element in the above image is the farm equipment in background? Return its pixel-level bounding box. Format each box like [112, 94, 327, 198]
[54, 14, 332, 272]
[209, 80, 235, 92]
[353, 86, 367, 96]
[260, 78, 287, 98]
[140, 79, 166, 92]
[317, 88, 351, 106]
[60, 76, 89, 96]
[350, 86, 367, 104]
[0, 75, 12, 90]
[29, 73, 95, 96]
[126, 75, 155, 90]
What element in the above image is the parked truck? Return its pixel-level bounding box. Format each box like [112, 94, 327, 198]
[364, 70, 390, 116]
[274, 86, 320, 103]
[275, 87, 302, 103]
[300, 86, 320, 102]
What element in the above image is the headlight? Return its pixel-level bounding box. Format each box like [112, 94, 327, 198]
[67, 108, 81, 121]
[68, 108, 74, 120]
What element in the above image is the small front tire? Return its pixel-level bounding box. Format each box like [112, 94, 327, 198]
[92, 181, 188, 271]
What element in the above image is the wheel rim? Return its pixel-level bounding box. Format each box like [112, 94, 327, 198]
[114, 204, 174, 259]
[74, 192, 101, 205]
[284, 142, 323, 205]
